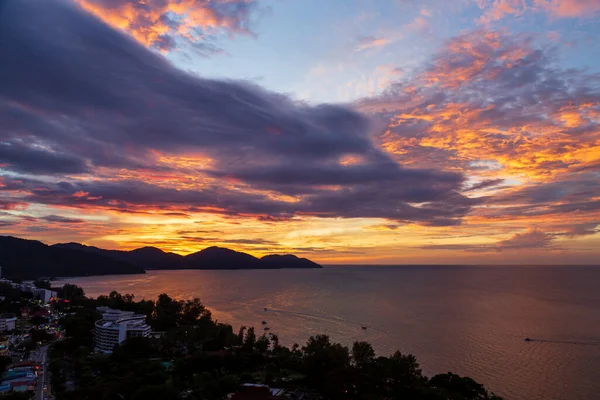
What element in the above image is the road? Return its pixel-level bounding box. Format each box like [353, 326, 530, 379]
[32, 344, 50, 400]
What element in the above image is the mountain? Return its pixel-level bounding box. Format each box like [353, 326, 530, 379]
[183, 246, 260, 269]
[0, 236, 145, 280]
[0, 236, 321, 279]
[259, 254, 322, 269]
[54, 242, 322, 270]
[52, 243, 182, 269]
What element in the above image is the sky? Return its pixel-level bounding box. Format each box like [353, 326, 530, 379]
[0, 0, 599, 264]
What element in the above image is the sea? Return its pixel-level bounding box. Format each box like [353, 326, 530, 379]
[55, 266, 600, 400]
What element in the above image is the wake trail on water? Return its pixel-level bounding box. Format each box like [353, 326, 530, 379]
[210, 299, 382, 332]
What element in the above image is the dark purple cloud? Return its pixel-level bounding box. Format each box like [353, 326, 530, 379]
[0, 0, 474, 225]
[419, 228, 558, 252]
[40, 215, 85, 224]
[0, 141, 89, 174]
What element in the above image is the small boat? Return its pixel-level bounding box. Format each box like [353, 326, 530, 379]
[264, 307, 268, 311]
[264, 327, 270, 331]
[261, 321, 267, 325]
[361, 326, 367, 330]
[524, 337, 532, 342]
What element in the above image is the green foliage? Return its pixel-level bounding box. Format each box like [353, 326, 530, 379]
[131, 385, 180, 400]
[59, 283, 85, 304]
[430, 372, 502, 400]
[352, 341, 375, 367]
[30, 328, 54, 343]
[30, 315, 49, 326]
[34, 279, 52, 289]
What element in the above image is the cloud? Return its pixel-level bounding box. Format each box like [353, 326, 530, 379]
[0, 200, 28, 211]
[0, 141, 89, 175]
[464, 179, 505, 192]
[179, 236, 276, 245]
[417, 243, 494, 252]
[477, 0, 600, 22]
[73, 0, 260, 53]
[477, 0, 528, 23]
[40, 215, 86, 224]
[354, 36, 394, 51]
[561, 222, 599, 237]
[497, 227, 554, 249]
[419, 227, 557, 252]
[359, 29, 600, 229]
[535, 0, 600, 17]
[0, 0, 475, 227]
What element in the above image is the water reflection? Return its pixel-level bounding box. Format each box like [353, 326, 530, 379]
[56, 266, 600, 400]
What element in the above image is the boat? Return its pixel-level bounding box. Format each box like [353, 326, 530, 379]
[264, 327, 270, 331]
[361, 326, 367, 330]
[524, 337, 532, 342]
[264, 307, 268, 311]
[261, 321, 267, 325]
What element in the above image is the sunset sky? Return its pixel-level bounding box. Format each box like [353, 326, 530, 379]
[1, 0, 599, 264]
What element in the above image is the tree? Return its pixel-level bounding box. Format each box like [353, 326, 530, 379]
[255, 334, 270, 353]
[181, 298, 209, 325]
[132, 385, 180, 400]
[243, 327, 256, 350]
[0, 355, 12, 374]
[270, 333, 280, 351]
[381, 350, 426, 396]
[30, 315, 49, 326]
[237, 326, 246, 343]
[302, 335, 351, 396]
[152, 293, 182, 331]
[30, 328, 53, 343]
[352, 341, 375, 367]
[34, 279, 51, 289]
[429, 372, 499, 400]
[61, 284, 85, 304]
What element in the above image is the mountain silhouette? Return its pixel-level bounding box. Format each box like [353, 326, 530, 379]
[0, 236, 145, 280]
[53, 241, 322, 270]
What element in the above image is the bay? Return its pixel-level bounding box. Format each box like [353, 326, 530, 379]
[55, 266, 600, 400]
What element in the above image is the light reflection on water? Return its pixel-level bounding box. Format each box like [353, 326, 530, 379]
[56, 266, 600, 400]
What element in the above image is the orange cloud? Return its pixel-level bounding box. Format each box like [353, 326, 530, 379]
[357, 29, 600, 250]
[74, 0, 257, 52]
[354, 36, 393, 51]
[477, 0, 600, 22]
[534, 0, 600, 17]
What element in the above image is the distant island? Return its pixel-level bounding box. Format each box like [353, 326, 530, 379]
[0, 235, 322, 280]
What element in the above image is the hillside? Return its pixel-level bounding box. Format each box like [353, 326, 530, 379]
[0, 236, 145, 280]
[53, 241, 322, 270]
[53, 243, 182, 270]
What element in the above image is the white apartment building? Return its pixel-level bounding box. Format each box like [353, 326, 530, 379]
[0, 316, 17, 332]
[34, 288, 57, 303]
[94, 307, 151, 353]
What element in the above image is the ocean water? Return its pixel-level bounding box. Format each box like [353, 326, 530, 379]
[55, 266, 600, 400]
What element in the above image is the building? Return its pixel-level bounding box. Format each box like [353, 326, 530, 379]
[94, 307, 151, 353]
[34, 288, 57, 303]
[1, 364, 38, 395]
[230, 384, 288, 400]
[0, 316, 16, 332]
[18, 282, 36, 293]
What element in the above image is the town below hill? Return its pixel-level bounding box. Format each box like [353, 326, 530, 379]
[0, 236, 322, 281]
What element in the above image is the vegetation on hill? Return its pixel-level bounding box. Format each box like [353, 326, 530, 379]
[0, 235, 321, 279]
[54, 240, 322, 270]
[0, 236, 145, 280]
[49, 287, 503, 400]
